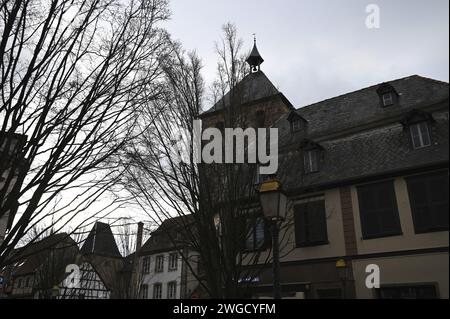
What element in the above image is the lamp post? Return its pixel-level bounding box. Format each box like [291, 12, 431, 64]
[259, 179, 288, 300]
[335, 259, 349, 299]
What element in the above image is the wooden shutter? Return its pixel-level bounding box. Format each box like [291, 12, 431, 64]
[307, 200, 328, 244]
[357, 181, 401, 239]
[407, 171, 449, 233]
[294, 204, 308, 246]
[294, 200, 328, 246]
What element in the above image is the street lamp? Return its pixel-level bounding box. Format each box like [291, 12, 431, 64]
[335, 259, 349, 299]
[259, 179, 288, 299]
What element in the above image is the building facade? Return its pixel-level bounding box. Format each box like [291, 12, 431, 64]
[138, 216, 200, 299]
[200, 42, 449, 299]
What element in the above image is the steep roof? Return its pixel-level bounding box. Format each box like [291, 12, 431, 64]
[273, 75, 449, 192]
[278, 75, 449, 139]
[140, 215, 195, 255]
[202, 71, 279, 115]
[80, 222, 122, 258]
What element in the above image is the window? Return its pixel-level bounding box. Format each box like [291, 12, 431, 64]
[291, 119, 302, 132]
[294, 199, 328, 247]
[410, 122, 431, 149]
[288, 112, 306, 133]
[140, 284, 148, 299]
[167, 281, 177, 299]
[303, 149, 319, 173]
[406, 171, 449, 233]
[142, 256, 150, 274]
[155, 255, 164, 273]
[377, 285, 437, 299]
[382, 93, 394, 106]
[17, 278, 22, 288]
[153, 283, 162, 299]
[245, 217, 266, 251]
[168, 253, 178, 271]
[376, 83, 398, 107]
[357, 180, 402, 239]
[25, 277, 30, 287]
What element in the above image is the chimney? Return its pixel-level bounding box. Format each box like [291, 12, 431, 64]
[136, 222, 144, 253]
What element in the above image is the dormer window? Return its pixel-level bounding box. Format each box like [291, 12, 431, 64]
[377, 83, 399, 107]
[300, 139, 323, 174]
[292, 119, 302, 132]
[287, 112, 307, 133]
[410, 122, 431, 149]
[401, 109, 434, 150]
[382, 93, 394, 106]
[304, 149, 319, 173]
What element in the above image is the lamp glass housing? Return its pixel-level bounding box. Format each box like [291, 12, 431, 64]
[259, 180, 287, 221]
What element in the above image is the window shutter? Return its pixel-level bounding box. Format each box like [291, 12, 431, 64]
[429, 174, 449, 229]
[408, 178, 431, 232]
[294, 204, 308, 246]
[308, 201, 328, 244]
[358, 186, 378, 238]
[407, 171, 449, 233]
[358, 181, 401, 238]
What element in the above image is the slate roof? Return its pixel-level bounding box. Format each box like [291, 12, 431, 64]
[140, 215, 195, 255]
[202, 71, 279, 115]
[272, 75, 449, 192]
[80, 222, 122, 258]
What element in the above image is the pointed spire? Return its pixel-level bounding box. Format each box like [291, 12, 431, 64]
[246, 35, 264, 73]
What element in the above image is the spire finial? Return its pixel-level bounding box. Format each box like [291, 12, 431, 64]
[246, 35, 264, 73]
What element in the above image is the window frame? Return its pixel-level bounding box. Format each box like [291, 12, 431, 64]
[409, 121, 432, 149]
[140, 284, 149, 299]
[244, 216, 267, 252]
[303, 149, 319, 174]
[406, 171, 449, 234]
[153, 283, 162, 299]
[382, 93, 394, 106]
[168, 253, 178, 271]
[155, 255, 164, 273]
[167, 281, 177, 299]
[142, 256, 151, 274]
[293, 197, 329, 247]
[357, 180, 402, 239]
[291, 119, 302, 132]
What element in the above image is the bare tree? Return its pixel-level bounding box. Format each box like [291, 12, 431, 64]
[116, 23, 292, 298]
[0, 0, 172, 266]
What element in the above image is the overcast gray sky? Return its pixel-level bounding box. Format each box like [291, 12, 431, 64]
[166, 0, 449, 108]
